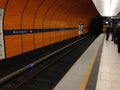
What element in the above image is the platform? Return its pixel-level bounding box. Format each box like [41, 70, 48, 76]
[96, 35, 120, 90]
[54, 34, 120, 90]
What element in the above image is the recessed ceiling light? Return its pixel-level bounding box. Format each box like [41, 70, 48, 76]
[92, 0, 120, 16]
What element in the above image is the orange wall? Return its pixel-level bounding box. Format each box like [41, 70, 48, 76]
[0, 0, 99, 58]
[0, 0, 8, 8]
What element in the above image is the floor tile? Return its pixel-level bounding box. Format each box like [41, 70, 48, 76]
[96, 35, 120, 90]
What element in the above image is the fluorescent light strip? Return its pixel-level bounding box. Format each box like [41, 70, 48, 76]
[104, 0, 111, 16]
[110, 0, 118, 16]
[92, 0, 120, 16]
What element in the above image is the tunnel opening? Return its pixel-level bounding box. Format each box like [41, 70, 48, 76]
[89, 16, 103, 36]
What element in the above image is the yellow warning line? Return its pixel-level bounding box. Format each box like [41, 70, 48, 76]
[79, 42, 102, 90]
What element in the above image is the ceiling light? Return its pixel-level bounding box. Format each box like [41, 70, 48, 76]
[92, 0, 120, 16]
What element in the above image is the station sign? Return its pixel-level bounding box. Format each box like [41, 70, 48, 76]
[0, 9, 5, 60]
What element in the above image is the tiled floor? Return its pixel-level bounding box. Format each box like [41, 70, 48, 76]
[96, 35, 120, 90]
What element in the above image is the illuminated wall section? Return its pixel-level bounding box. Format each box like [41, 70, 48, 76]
[2, 0, 99, 59]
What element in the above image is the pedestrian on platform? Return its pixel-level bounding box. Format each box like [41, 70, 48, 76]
[106, 25, 111, 40]
[116, 26, 120, 53]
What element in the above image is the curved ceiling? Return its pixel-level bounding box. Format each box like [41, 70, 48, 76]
[0, 0, 100, 58]
[0, 0, 100, 30]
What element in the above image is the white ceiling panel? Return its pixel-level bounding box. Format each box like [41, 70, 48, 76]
[92, 0, 120, 16]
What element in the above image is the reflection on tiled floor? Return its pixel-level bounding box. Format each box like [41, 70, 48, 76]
[96, 35, 120, 90]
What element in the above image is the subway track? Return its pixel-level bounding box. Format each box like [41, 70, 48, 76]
[0, 35, 96, 90]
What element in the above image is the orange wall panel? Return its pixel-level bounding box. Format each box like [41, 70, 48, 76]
[75, 30, 78, 36]
[54, 0, 73, 28]
[5, 35, 22, 58]
[43, 32, 50, 46]
[4, 0, 28, 29]
[35, 33, 43, 49]
[70, 30, 72, 38]
[69, 30, 72, 38]
[50, 32, 56, 44]
[2, 0, 99, 59]
[57, 10, 69, 28]
[0, 0, 8, 8]
[59, 31, 62, 41]
[22, 0, 43, 29]
[56, 31, 60, 42]
[103, 25, 107, 32]
[50, 6, 64, 28]
[22, 34, 34, 53]
[83, 28, 88, 34]
[64, 31, 67, 40]
[43, 0, 57, 28]
[67, 30, 70, 39]
[34, 0, 56, 29]
[61, 31, 65, 41]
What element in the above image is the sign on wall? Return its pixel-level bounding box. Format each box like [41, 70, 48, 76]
[0, 9, 5, 60]
[78, 23, 84, 36]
